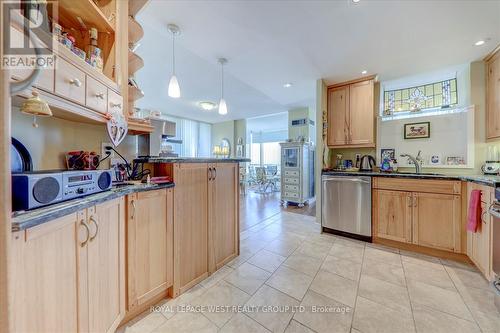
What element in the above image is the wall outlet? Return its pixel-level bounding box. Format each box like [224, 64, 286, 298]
[101, 142, 114, 169]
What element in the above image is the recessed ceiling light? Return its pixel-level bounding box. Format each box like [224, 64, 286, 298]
[361, 70, 367, 74]
[198, 101, 216, 111]
[352, 0, 361, 3]
[475, 40, 485, 46]
[283, 83, 292, 88]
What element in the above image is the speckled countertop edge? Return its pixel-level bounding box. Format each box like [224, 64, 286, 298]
[11, 183, 175, 232]
[134, 157, 251, 163]
[321, 170, 500, 187]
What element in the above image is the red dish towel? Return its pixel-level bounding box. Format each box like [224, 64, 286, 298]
[467, 190, 482, 233]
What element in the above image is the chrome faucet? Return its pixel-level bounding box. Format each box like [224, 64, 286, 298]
[400, 151, 423, 174]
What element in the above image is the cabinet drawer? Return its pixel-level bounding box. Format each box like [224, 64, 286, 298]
[12, 67, 54, 93]
[55, 58, 86, 104]
[284, 191, 299, 199]
[108, 89, 123, 114]
[284, 170, 299, 177]
[284, 177, 299, 184]
[373, 177, 461, 195]
[284, 184, 299, 192]
[86, 76, 108, 113]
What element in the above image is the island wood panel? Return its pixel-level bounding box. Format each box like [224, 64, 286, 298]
[348, 79, 375, 146]
[11, 213, 81, 333]
[373, 189, 412, 243]
[127, 189, 171, 311]
[373, 177, 461, 195]
[172, 163, 209, 296]
[412, 192, 461, 252]
[87, 198, 125, 333]
[210, 163, 240, 272]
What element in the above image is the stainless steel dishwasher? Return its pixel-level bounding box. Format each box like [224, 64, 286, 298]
[321, 175, 372, 241]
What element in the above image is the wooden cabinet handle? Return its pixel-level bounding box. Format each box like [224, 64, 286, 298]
[208, 167, 212, 181]
[213, 168, 217, 180]
[95, 92, 105, 99]
[69, 78, 82, 87]
[413, 196, 417, 207]
[407, 196, 412, 207]
[80, 219, 91, 247]
[89, 216, 99, 241]
[131, 200, 136, 219]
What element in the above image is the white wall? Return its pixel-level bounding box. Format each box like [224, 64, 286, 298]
[377, 107, 474, 168]
[211, 120, 235, 157]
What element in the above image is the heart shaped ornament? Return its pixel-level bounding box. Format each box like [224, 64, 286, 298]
[106, 110, 128, 147]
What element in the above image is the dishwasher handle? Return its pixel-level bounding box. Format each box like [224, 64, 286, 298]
[322, 177, 371, 185]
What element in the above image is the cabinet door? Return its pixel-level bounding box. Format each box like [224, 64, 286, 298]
[173, 163, 209, 296]
[327, 86, 349, 146]
[11, 212, 83, 333]
[487, 52, 500, 139]
[127, 189, 172, 310]
[87, 198, 125, 333]
[373, 189, 412, 243]
[413, 193, 461, 252]
[210, 163, 239, 272]
[349, 80, 374, 146]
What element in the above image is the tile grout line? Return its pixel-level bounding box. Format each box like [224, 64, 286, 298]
[400, 251, 419, 333]
[349, 240, 367, 333]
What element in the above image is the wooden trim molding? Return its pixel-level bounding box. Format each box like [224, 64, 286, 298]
[327, 74, 377, 89]
[0, 32, 13, 332]
[483, 44, 500, 62]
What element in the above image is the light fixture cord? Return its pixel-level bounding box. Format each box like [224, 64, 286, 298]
[221, 62, 224, 98]
[172, 33, 176, 76]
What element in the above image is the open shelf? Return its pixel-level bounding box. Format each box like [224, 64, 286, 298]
[54, 0, 115, 33]
[128, 119, 154, 135]
[128, 16, 144, 45]
[128, 85, 145, 102]
[129, 0, 149, 17]
[128, 51, 144, 77]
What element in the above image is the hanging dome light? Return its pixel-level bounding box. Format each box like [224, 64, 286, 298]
[218, 58, 228, 115]
[167, 24, 181, 98]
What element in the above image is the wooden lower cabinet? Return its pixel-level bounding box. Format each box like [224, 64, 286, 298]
[11, 213, 81, 333]
[11, 198, 126, 333]
[209, 163, 239, 272]
[466, 183, 493, 280]
[126, 188, 174, 313]
[172, 163, 210, 296]
[373, 179, 462, 253]
[373, 189, 412, 243]
[413, 192, 461, 251]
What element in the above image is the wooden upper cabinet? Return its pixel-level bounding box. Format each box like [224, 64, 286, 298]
[127, 189, 173, 312]
[327, 86, 349, 146]
[349, 80, 374, 145]
[209, 163, 239, 272]
[11, 213, 81, 333]
[173, 163, 210, 296]
[373, 189, 412, 243]
[327, 76, 375, 148]
[486, 49, 500, 139]
[86, 198, 126, 333]
[412, 192, 461, 252]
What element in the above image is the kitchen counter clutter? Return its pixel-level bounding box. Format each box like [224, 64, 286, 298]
[134, 157, 251, 163]
[11, 182, 175, 231]
[322, 170, 500, 187]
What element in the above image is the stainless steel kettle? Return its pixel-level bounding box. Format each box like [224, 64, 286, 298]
[359, 155, 376, 171]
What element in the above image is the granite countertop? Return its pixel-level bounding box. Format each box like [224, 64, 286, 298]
[11, 182, 175, 231]
[134, 157, 251, 163]
[322, 170, 500, 187]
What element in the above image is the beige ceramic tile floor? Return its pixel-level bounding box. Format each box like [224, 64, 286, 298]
[118, 211, 500, 333]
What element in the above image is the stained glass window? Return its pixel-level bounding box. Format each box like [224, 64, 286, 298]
[383, 78, 458, 116]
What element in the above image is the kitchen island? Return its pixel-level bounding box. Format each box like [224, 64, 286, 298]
[134, 157, 250, 297]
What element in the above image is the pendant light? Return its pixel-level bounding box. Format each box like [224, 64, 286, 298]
[218, 58, 228, 115]
[20, 91, 52, 128]
[167, 24, 181, 98]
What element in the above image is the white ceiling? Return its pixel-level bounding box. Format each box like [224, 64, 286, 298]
[246, 112, 289, 134]
[136, 0, 500, 124]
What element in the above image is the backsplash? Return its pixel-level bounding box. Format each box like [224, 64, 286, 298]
[12, 108, 138, 170]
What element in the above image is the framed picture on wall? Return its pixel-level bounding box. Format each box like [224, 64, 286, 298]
[381, 148, 395, 161]
[404, 122, 430, 139]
